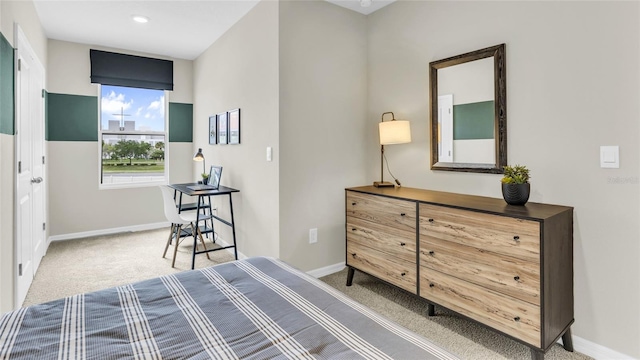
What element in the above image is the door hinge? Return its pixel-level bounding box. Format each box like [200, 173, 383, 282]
[43, 222, 46, 231]
[18, 161, 21, 174]
[42, 156, 45, 165]
[18, 264, 22, 276]
[42, 89, 45, 98]
[17, 59, 21, 71]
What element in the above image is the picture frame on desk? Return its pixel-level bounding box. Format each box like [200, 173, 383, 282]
[217, 111, 228, 144]
[209, 115, 217, 144]
[228, 108, 241, 145]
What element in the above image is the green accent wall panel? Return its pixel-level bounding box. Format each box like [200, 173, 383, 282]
[453, 100, 494, 140]
[169, 102, 193, 142]
[0, 33, 14, 135]
[47, 93, 98, 141]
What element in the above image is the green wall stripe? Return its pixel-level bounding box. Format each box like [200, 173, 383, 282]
[47, 93, 98, 141]
[46, 92, 193, 142]
[169, 102, 193, 142]
[453, 100, 494, 140]
[0, 32, 15, 135]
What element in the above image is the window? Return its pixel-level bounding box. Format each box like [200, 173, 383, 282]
[99, 85, 168, 187]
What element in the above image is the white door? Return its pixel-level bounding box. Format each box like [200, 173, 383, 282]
[15, 25, 46, 307]
[438, 94, 454, 162]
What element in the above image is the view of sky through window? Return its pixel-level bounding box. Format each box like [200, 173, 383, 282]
[101, 85, 165, 131]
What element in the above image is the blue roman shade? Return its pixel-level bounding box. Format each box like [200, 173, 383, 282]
[90, 49, 173, 90]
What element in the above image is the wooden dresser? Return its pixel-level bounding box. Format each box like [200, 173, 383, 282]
[345, 186, 574, 360]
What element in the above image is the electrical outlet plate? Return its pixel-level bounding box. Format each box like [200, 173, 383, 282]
[309, 228, 317, 244]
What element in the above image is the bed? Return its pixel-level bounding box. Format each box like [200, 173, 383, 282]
[1, 257, 458, 359]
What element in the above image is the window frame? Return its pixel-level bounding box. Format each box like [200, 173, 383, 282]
[97, 84, 170, 189]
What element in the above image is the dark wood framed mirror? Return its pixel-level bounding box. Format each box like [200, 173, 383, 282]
[430, 44, 506, 173]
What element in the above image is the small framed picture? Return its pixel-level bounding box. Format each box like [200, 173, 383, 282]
[217, 111, 228, 144]
[228, 108, 241, 145]
[209, 115, 217, 144]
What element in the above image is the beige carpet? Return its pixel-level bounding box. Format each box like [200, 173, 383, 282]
[25, 229, 592, 360]
[24, 228, 235, 305]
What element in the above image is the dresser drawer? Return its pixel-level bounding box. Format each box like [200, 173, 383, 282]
[347, 191, 416, 233]
[347, 216, 416, 264]
[347, 241, 416, 293]
[420, 269, 541, 347]
[420, 238, 540, 305]
[419, 203, 540, 262]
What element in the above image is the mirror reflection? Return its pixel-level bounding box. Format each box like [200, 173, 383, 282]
[430, 44, 507, 174]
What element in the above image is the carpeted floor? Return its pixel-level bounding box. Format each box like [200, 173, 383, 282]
[24, 228, 235, 305]
[24, 229, 592, 360]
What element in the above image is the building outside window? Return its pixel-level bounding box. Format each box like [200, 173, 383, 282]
[99, 85, 168, 187]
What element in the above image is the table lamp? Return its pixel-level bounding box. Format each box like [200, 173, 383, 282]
[374, 112, 411, 188]
[193, 148, 206, 176]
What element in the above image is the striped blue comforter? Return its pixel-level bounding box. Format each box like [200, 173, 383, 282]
[0, 257, 458, 359]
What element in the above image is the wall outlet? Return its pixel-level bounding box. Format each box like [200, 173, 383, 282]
[309, 228, 318, 244]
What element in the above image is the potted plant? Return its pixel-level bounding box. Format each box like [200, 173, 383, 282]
[501, 164, 530, 205]
[201, 173, 210, 185]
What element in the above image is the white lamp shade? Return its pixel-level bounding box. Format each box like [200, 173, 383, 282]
[379, 120, 411, 145]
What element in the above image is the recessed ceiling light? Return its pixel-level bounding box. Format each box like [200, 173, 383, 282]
[132, 15, 149, 24]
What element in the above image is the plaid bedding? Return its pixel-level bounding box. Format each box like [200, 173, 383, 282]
[0, 257, 458, 359]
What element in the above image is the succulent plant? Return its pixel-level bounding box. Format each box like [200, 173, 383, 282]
[501, 164, 530, 184]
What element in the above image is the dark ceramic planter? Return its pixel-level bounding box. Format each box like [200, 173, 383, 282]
[501, 183, 530, 205]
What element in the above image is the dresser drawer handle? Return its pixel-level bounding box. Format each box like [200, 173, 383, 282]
[351, 228, 357, 231]
[513, 235, 520, 242]
[514, 276, 520, 281]
[428, 218, 434, 223]
[400, 272, 406, 277]
[428, 250, 435, 256]
[429, 283, 435, 288]
[351, 253, 357, 258]
[400, 242, 406, 246]
[400, 213, 406, 216]
[514, 316, 521, 322]
[352, 202, 356, 206]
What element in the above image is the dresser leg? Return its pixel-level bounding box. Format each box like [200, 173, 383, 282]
[427, 303, 435, 316]
[530, 348, 544, 360]
[562, 327, 574, 352]
[346, 267, 355, 286]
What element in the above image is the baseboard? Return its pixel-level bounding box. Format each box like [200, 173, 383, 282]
[563, 335, 637, 360]
[48, 222, 169, 242]
[213, 235, 248, 260]
[307, 262, 345, 279]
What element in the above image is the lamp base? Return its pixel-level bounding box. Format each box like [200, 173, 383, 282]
[373, 181, 395, 188]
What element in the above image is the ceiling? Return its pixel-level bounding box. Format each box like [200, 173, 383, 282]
[33, 0, 396, 61]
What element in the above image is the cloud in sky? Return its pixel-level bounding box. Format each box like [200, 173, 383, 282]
[101, 90, 133, 114]
[144, 95, 165, 120]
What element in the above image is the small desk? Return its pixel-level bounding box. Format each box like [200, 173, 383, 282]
[168, 183, 240, 269]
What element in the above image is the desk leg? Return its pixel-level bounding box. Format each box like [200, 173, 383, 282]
[229, 193, 238, 260]
[191, 196, 203, 270]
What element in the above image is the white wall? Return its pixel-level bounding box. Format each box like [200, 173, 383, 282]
[278, 0, 368, 271]
[368, 1, 640, 357]
[46, 39, 194, 236]
[193, 0, 280, 259]
[0, 0, 47, 313]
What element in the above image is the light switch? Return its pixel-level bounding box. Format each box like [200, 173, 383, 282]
[600, 146, 619, 168]
[266, 147, 272, 162]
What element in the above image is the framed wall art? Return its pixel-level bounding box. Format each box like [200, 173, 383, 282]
[209, 115, 217, 144]
[217, 111, 228, 144]
[228, 108, 241, 145]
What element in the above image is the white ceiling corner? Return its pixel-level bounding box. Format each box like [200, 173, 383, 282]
[31, 0, 395, 61]
[324, 0, 396, 15]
